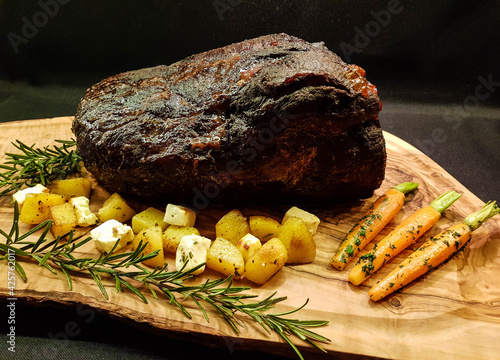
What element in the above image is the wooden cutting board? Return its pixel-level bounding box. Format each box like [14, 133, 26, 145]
[0, 117, 499, 360]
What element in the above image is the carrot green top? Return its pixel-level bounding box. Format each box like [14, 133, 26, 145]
[393, 182, 419, 195]
[429, 191, 462, 214]
[463, 201, 499, 231]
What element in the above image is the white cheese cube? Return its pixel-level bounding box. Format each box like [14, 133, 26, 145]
[175, 234, 211, 275]
[91, 219, 134, 253]
[70, 196, 98, 227]
[12, 184, 49, 205]
[164, 203, 196, 227]
[282, 206, 320, 235]
[237, 233, 262, 262]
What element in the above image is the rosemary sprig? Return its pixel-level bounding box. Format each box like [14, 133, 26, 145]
[0, 140, 81, 197]
[0, 203, 330, 359]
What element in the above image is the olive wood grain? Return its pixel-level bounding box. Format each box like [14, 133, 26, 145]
[0, 117, 499, 360]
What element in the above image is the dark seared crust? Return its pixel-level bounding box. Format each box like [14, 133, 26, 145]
[72, 33, 385, 208]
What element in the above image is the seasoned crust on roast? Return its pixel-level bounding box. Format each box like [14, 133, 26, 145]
[72, 33, 385, 207]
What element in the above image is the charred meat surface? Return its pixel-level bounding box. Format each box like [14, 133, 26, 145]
[72, 33, 386, 208]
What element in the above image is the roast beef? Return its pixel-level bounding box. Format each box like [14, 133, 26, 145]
[72, 33, 386, 209]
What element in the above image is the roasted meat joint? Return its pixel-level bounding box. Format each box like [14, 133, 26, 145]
[72, 33, 386, 208]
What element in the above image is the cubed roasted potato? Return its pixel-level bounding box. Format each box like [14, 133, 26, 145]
[215, 209, 250, 245]
[12, 184, 49, 206]
[52, 178, 92, 198]
[164, 203, 196, 227]
[49, 202, 78, 238]
[132, 207, 168, 233]
[237, 233, 262, 262]
[162, 225, 200, 254]
[97, 192, 136, 223]
[282, 206, 320, 235]
[19, 193, 68, 224]
[245, 237, 288, 285]
[278, 217, 316, 264]
[249, 215, 281, 242]
[206, 237, 245, 279]
[133, 225, 165, 268]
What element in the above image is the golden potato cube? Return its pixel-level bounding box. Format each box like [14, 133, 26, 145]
[97, 192, 136, 223]
[237, 233, 262, 262]
[245, 237, 288, 285]
[133, 225, 165, 268]
[132, 207, 168, 233]
[249, 215, 281, 242]
[215, 209, 250, 245]
[19, 193, 68, 224]
[282, 206, 320, 235]
[278, 217, 316, 264]
[49, 202, 78, 238]
[52, 178, 92, 198]
[162, 225, 200, 254]
[12, 184, 49, 206]
[206, 237, 245, 279]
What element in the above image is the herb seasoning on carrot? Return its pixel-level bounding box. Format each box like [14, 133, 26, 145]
[369, 201, 499, 301]
[331, 182, 419, 270]
[348, 191, 462, 286]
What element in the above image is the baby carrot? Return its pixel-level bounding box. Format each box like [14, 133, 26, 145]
[348, 191, 462, 286]
[369, 201, 499, 301]
[331, 182, 419, 270]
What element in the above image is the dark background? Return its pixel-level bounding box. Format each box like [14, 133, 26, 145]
[1, 1, 500, 119]
[0, 1, 499, 359]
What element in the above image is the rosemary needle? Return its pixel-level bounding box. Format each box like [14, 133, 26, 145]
[0, 203, 330, 359]
[0, 139, 81, 197]
[0, 140, 330, 358]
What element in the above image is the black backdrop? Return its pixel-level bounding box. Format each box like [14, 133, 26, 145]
[1, 0, 499, 118]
